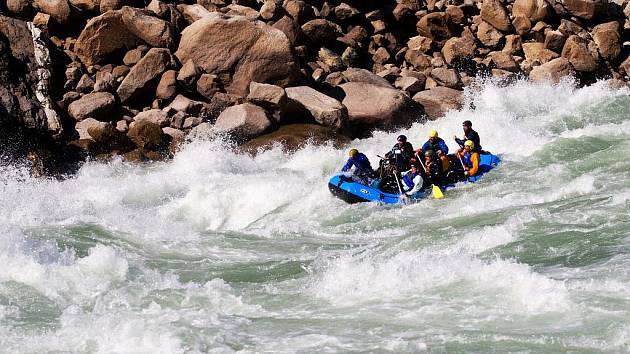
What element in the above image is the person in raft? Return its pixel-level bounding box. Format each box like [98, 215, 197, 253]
[385, 134, 415, 171]
[454, 120, 482, 153]
[417, 129, 450, 176]
[457, 140, 480, 177]
[341, 148, 374, 183]
[400, 163, 425, 198]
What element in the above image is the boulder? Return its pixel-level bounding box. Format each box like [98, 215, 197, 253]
[33, 0, 72, 24]
[562, 0, 603, 20]
[117, 48, 175, 103]
[412, 87, 462, 120]
[480, 0, 512, 32]
[431, 68, 460, 88]
[226, 4, 260, 20]
[75, 10, 140, 66]
[177, 59, 201, 90]
[523, 42, 559, 65]
[561, 35, 599, 72]
[318, 47, 344, 72]
[591, 22, 621, 61]
[395, 76, 425, 94]
[341, 68, 393, 88]
[301, 19, 343, 44]
[69, 0, 98, 11]
[512, 14, 531, 35]
[247, 81, 288, 112]
[67, 92, 116, 121]
[167, 95, 203, 115]
[133, 109, 170, 127]
[178, 4, 213, 23]
[94, 71, 116, 92]
[272, 16, 303, 46]
[214, 103, 273, 141]
[544, 30, 565, 53]
[407, 36, 433, 53]
[121, 6, 174, 49]
[86, 121, 117, 143]
[512, 0, 552, 22]
[128, 120, 163, 149]
[240, 124, 351, 153]
[339, 82, 426, 135]
[285, 86, 348, 130]
[156, 70, 177, 100]
[175, 13, 300, 96]
[75, 118, 108, 140]
[260, 0, 283, 21]
[196, 74, 219, 99]
[100, 0, 129, 13]
[488, 51, 520, 72]
[405, 50, 433, 71]
[529, 57, 574, 82]
[503, 34, 523, 55]
[334, 3, 360, 21]
[283, 0, 315, 24]
[6, 0, 33, 17]
[477, 21, 504, 48]
[416, 12, 452, 41]
[442, 29, 476, 65]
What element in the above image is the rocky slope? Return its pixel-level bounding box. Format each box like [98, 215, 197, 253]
[1, 0, 629, 173]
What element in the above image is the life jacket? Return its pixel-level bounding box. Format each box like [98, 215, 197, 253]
[462, 152, 472, 167]
[462, 151, 480, 176]
[402, 170, 418, 189]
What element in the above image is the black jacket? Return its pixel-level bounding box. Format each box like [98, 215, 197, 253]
[455, 129, 482, 152]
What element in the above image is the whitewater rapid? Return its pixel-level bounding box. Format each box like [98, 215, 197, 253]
[1, 79, 630, 353]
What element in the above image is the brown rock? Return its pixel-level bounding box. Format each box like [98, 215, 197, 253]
[431, 67, 460, 89]
[558, 19, 587, 37]
[334, 3, 360, 21]
[94, 71, 116, 92]
[405, 50, 433, 71]
[395, 76, 425, 94]
[7, 0, 33, 17]
[133, 109, 170, 127]
[75, 118, 108, 140]
[480, 0, 512, 32]
[112, 65, 130, 79]
[260, 0, 282, 21]
[76, 74, 95, 93]
[214, 103, 273, 141]
[442, 28, 476, 65]
[123, 47, 145, 66]
[512, 14, 531, 35]
[523, 42, 559, 65]
[69, 0, 98, 11]
[196, 73, 219, 99]
[407, 36, 433, 53]
[285, 86, 348, 130]
[128, 120, 163, 149]
[247, 81, 288, 113]
[100, 0, 129, 13]
[372, 47, 391, 64]
[240, 124, 351, 153]
[319, 47, 344, 72]
[339, 82, 426, 135]
[156, 69, 177, 100]
[117, 48, 175, 103]
[175, 13, 299, 96]
[529, 57, 574, 82]
[68, 92, 116, 121]
[177, 59, 201, 90]
[342, 67, 393, 88]
[167, 95, 203, 115]
[344, 26, 369, 46]
[445, 5, 465, 25]
[619, 56, 630, 76]
[563, 0, 603, 20]
[503, 34, 523, 55]
[591, 22, 621, 61]
[561, 35, 599, 72]
[416, 12, 452, 41]
[272, 16, 303, 46]
[301, 19, 343, 44]
[178, 4, 212, 24]
[121, 6, 174, 49]
[544, 30, 565, 53]
[75, 10, 140, 66]
[489, 51, 520, 72]
[477, 21, 504, 48]
[412, 87, 463, 120]
[512, 0, 552, 22]
[33, 0, 72, 24]
[371, 20, 387, 34]
[226, 4, 260, 20]
[87, 121, 117, 143]
[283, 0, 315, 25]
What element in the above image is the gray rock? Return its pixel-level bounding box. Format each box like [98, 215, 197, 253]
[67, 92, 116, 121]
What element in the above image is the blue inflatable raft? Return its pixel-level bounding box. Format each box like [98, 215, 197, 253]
[328, 153, 501, 204]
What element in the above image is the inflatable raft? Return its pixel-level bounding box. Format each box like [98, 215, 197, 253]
[328, 153, 501, 204]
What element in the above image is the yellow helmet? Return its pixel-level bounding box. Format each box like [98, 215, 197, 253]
[349, 148, 359, 157]
[464, 140, 474, 149]
[429, 129, 438, 138]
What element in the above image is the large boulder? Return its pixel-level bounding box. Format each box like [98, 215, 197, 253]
[562, 0, 604, 20]
[442, 28, 476, 65]
[247, 82, 288, 112]
[512, 0, 552, 22]
[69, 0, 99, 11]
[561, 35, 599, 72]
[339, 82, 426, 135]
[33, 0, 72, 24]
[523, 42, 559, 65]
[416, 12, 452, 41]
[133, 109, 170, 127]
[214, 103, 273, 141]
[341, 67, 393, 88]
[121, 6, 174, 49]
[117, 48, 175, 103]
[529, 57, 574, 82]
[240, 124, 351, 153]
[67, 92, 116, 121]
[480, 0, 512, 32]
[128, 120, 163, 149]
[175, 13, 300, 96]
[477, 21, 504, 48]
[285, 86, 348, 130]
[301, 19, 343, 44]
[75, 10, 140, 66]
[412, 87, 463, 120]
[591, 22, 621, 61]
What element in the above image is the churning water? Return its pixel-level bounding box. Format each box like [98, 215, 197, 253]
[1, 80, 630, 353]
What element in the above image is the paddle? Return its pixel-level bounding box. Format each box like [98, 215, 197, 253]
[392, 168, 407, 204]
[457, 152, 468, 179]
[415, 152, 444, 200]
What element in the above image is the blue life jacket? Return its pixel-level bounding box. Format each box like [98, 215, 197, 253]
[341, 153, 373, 176]
[421, 138, 449, 155]
[462, 152, 472, 167]
[402, 171, 418, 189]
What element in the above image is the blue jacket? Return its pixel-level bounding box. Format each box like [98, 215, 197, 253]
[342, 153, 373, 176]
[422, 138, 449, 155]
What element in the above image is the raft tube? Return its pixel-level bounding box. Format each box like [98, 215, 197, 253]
[328, 153, 501, 204]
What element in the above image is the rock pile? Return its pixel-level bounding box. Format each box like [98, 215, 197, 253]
[1, 0, 629, 169]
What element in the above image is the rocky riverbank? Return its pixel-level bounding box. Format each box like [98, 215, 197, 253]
[1, 0, 629, 175]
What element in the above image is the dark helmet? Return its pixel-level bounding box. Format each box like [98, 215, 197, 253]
[462, 120, 472, 127]
[397, 134, 407, 142]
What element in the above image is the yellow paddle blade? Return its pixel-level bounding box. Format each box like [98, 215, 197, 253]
[432, 184, 444, 199]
